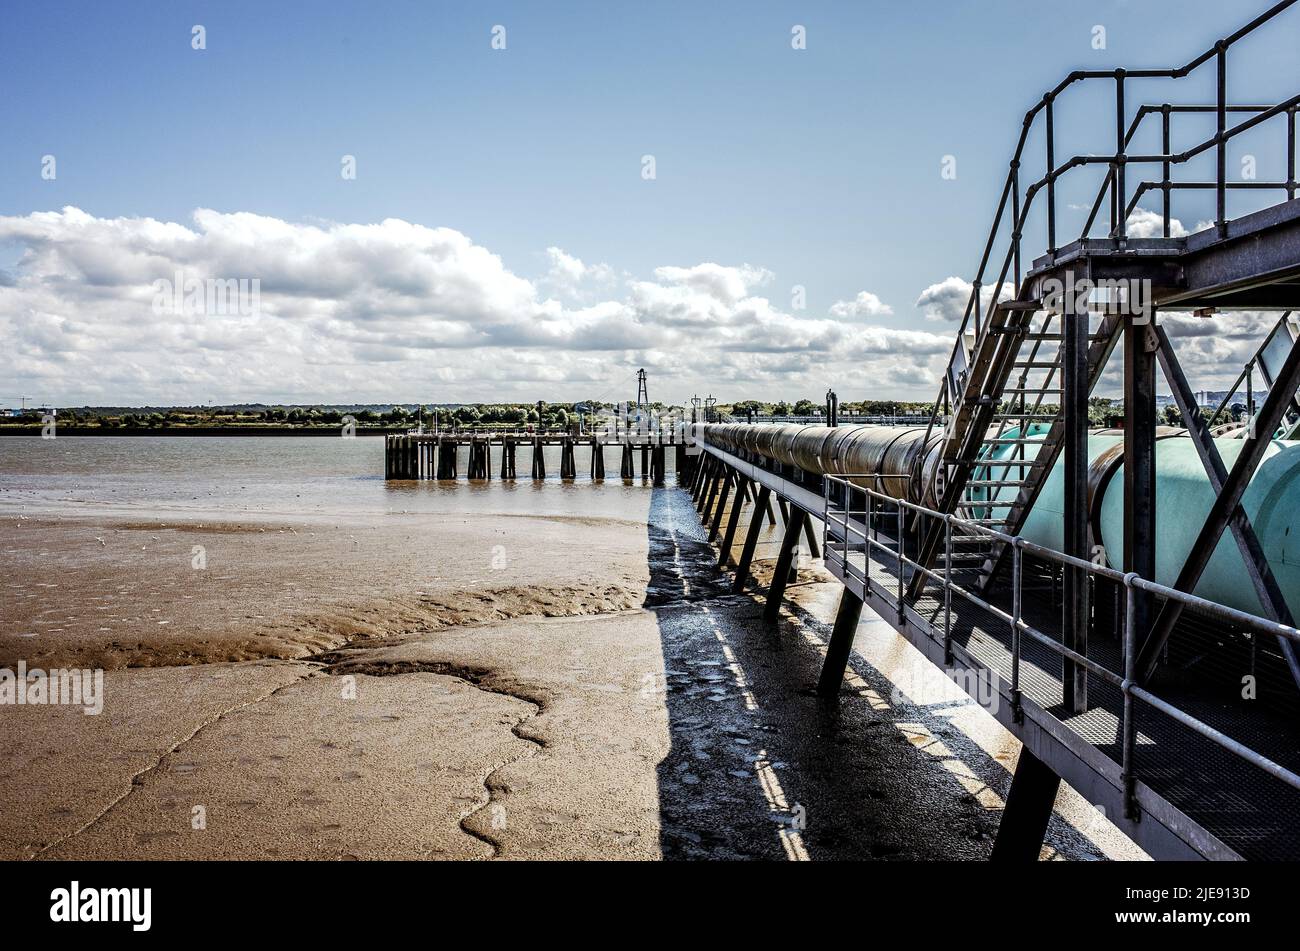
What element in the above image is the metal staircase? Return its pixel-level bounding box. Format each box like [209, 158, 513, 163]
[917, 297, 1124, 589]
[905, 0, 1300, 602]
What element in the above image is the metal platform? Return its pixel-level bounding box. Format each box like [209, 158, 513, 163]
[686, 440, 1300, 860]
[818, 474, 1300, 862]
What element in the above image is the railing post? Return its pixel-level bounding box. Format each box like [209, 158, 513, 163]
[1162, 103, 1173, 238]
[865, 489, 873, 588]
[1288, 106, 1297, 203]
[843, 483, 852, 571]
[1063, 310, 1090, 714]
[1121, 575, 1139, 820]
[1114, 68, 1127, 245]
[1010, 161, 1022, 287]
[1011, 538, 1024, 724]
[1045, 94, 1057, 257]
[944, 514, 953, 664]
[1216, 42, 1228, 238]
[896, 507, 905, 620]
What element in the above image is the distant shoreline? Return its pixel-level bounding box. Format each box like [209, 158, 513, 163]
[0, 426, 403, 437]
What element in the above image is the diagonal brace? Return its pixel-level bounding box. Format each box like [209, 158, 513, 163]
[1139, 326, 1300, 682]
[1152, 325, 1300, 687]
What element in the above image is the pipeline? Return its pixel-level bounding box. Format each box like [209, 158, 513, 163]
[698, 422, 947, 507]
[696, 422, 1300, 620]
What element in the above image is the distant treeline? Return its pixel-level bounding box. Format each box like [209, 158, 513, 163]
[726, 399, 936, 418]
[2, 395, 1245, 431]
[1, 401, 670, 431]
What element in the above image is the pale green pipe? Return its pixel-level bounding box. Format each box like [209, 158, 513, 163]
[1017, 433, 1300, 619]
[700, 421, 1300, 618]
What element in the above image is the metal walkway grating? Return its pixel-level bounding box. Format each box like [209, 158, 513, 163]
[847, 539, 1300, 861]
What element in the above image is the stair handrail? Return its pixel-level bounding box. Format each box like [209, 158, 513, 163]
[927, 0, 1299, 449]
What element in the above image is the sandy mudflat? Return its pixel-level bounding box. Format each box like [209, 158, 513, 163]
[1, 510, 651, 669]
[0, 485, 1144, 861]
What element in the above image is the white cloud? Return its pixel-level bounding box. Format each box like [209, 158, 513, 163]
[649, 262, 772, 305]
[1125, 207, 1189, 239]
[542, 246, 616, 299]
[0, 207, 951, 404]
[915, 276, 1015, 323]
[829, 291, 893, 320]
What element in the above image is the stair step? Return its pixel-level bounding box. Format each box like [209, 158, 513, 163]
[965, 479, 1031, 487]
[948, 458, 1045, 469]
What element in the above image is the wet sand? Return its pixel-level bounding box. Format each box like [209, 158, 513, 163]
[0, 440, 1144, 860]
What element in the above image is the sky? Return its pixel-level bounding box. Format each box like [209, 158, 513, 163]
[1, 0, 1297, 407]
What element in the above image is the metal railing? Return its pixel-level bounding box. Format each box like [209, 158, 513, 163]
[822, 474, 1300, 818]
[752, 415, 935, 427]
[924, 0, 1300, 442]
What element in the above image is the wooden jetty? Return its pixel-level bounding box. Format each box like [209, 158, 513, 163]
[383, 430, 694, 484]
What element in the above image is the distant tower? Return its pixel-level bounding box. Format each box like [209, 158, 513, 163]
[705, 394, 717, 423]
[635, 369, 649, 414]
[691, 394, 702, 423]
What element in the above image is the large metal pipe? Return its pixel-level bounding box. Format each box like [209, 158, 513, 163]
[699, 422, 945, 506]
[698, 422, 1300, 618]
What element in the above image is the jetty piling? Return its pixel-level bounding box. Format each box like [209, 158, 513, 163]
[560, 438, 577, 480]
[384, 431, 684, 484]
[531, 438, 546, 480]
[501, 438, 517, 479]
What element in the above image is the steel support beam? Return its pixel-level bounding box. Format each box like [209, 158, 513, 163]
[692, 453, 712, 503]
[816, 589, 864, 697]
[719, 473, 749, 567]
[1124, 319, 1159, 678]
[990, 748, 1062, 862]
[764, 507, 808, 624]
[709, 468, 734, 541]
[732, 485, 771, 594]
[700, 462, 722, 517]
[802, 511, 821, 559]
[1062, 312, 1089, 713]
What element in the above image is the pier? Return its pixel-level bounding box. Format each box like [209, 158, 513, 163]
[383, 430, 687, 483]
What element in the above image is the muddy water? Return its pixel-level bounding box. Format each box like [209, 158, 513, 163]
[0, 435, 674, 523]
[0, 436, 683, 670]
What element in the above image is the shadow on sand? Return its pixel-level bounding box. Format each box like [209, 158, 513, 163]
[644, 485, 1105, 861]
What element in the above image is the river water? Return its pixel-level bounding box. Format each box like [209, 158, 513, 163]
[0, 435, 683, 525]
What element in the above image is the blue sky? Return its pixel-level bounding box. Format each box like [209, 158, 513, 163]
[1, 0, 1295, 405]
